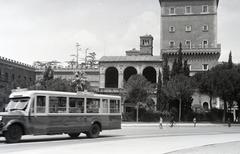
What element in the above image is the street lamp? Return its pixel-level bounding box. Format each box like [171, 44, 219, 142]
[177, 92, 182, 122]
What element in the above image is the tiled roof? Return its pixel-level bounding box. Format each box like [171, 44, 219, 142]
[99, 56, 162, 62]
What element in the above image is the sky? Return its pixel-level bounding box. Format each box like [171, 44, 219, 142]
[0, 0, 239, 65]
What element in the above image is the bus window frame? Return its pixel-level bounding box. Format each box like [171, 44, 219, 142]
[68, 96, 85, 114]
[34, 95, 47, 115]
[86, 97, 101, 113]
[110, 99, 121, 114]
[100, 98, 109, 114]
[48, 95, 67, 114]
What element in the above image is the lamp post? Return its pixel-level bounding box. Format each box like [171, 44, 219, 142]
[177, 92, 182, 122]
[136, 102, 139, 123]
[76, 43, 80, 69]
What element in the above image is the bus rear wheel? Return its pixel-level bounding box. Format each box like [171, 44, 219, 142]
[86, 123, 100, 138]
[68, 133, 80, 138]
[4, 124, 23, 143]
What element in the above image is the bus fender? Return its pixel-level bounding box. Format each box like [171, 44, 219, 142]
[2, 120, 26, 134]
[91, 120, 102, 131]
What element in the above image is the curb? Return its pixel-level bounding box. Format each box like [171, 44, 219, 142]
[121, 123, 240, 127]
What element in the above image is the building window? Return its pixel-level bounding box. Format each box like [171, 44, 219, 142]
[185, 40, 191, 48]
[5, 72, 8, 81]
[202, 64, 209, 70]
[169, 7, 175, 15]
[185, 6, 191, 14]
[202, 40, 208, 48]
[143, 39, 150, 46]
[203, 102, 209, 111]
[169, 41, 175, 48]
[169, 26, 175, 33]
[12, 74, 15, 81]
[185, 25, 192, 32]
[202, 5, 208, 13]
[202, 25, 208, 32]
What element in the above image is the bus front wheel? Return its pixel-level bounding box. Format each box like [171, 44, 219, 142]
[86, 123, 100, 138]
[4, 124, 23, 143]
[68, 133, 80, 138]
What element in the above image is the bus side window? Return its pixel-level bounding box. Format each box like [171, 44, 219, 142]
[102, 99, 108, 113]
[110, 99, 120, 113]
[87, 98, 100, 113]
[69, 97, 84, 113]
[49, 96, 67, 113]
[36, 96, 46, 113]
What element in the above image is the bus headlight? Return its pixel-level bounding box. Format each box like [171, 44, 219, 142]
[0, 116, 2, 121]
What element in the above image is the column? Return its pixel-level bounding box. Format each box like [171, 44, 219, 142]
[99, 67, 105, 88]
[118, 66, 123, 89]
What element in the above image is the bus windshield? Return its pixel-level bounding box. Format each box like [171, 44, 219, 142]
[6, 97, 30, 111]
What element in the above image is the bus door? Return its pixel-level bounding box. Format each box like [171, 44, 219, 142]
[28, 95, 48, 135]
[67, 97, 87, 131]
[47, 96, 69, 134]
[85, 98, 101, 127]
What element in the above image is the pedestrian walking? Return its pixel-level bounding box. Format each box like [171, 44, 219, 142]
[159, 116, 163, 129]
[193, 117, 196, 127]
[228, 117, 231, 127]
[170, 115, 174, 127]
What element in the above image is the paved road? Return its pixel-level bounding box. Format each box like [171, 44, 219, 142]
[0, 124, 240, 154]
[168, 141, 240, 154]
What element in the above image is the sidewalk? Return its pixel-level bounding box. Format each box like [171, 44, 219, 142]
[122, 122, 240, 127]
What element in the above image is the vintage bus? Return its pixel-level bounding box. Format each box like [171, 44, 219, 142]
[0, 89, 121, 143]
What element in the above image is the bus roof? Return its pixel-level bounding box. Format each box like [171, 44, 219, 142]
[9, 90, 121, 99]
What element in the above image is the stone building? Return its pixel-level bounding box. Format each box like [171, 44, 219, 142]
[0, 56, 36, 110]
[99, 35, 162, 112]
[35, 68, 100, 91]
[159, 0, 220, 75]
[159, 0, 221, 111]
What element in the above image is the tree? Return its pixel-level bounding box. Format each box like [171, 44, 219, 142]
[43, 66, 54, 81]
[156, 70, 162, 111]
[171, 59, 178, 77]
[177, 43, 183, 74]
[31, 78, 75, 92]
[72, 71, 87, 91]
[86, 52, 97, 68]
[163, 57, 170, 85]
[193, 71, 216, 110]
[228, 51, 233, 69]
[183, 60, 190, 77]
[124, 74, 154, 122]
[235, 64, 240, 121]
[162, 74, 193, 121]
[209, 62, 237, 122]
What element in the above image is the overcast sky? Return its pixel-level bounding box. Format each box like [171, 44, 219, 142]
[0, 0, 239, 65]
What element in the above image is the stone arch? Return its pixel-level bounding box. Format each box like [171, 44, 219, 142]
[142, 66, 156, 83]
[105, 67, 118, 88]
[124, 66, 137, 82]
[203, 102, 209, 111]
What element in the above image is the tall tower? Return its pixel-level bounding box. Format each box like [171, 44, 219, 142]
[159, 0, 220, 75]
[140, 35, 153, 56]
